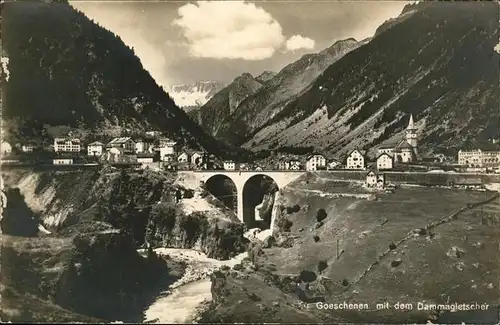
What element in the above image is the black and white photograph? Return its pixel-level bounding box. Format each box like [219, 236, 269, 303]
[1, 0, 499, 323]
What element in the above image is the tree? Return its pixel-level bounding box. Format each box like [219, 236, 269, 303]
[316, 208, 327, 223]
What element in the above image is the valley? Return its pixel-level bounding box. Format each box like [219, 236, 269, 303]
[1, 0, 499, 323]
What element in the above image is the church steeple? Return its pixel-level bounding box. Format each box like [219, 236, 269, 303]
[405, 113, 418, 149]
[407, 113, 416, 130]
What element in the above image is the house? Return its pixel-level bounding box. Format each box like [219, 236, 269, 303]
[87, 141, 104, 156]
[306, 154, 326, 171]
[21, 141, 37, 153]
[191, 152, 204, 166]
[106, 137, 135, 154]
[137, 153, 155, 164]
[289, 160, 302, 170]
[1, 141, 12, 154]
[327, 159, 340, 170]
[134, 138, 145, 154]
[54, 137, 81, 153]
[159, 137, 177, 161]
[177, 151, 190, 163]
[346, 149, 366, 169]
[277, 160, 289, 170]
[145, 130, 162, 138]
[223, 160, 239, 171]
[376, 174, 385, 189]
[53, 158, 73, 165]
[366, 171, 378, 187]
[377, 114, 419, 163]
[377, 153, 394, 170]
[163, 153, 176, 162]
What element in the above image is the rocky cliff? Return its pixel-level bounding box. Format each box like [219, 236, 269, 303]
[2, 167, 248, 259]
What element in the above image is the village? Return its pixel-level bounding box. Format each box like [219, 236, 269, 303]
[1, 115, 499, 175]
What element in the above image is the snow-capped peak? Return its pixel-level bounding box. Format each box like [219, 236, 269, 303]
[168, 81, 224, 109]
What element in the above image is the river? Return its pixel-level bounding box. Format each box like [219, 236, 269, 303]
[142, 248, 247, 324]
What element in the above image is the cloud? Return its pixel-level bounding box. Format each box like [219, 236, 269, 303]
[285, 35, 316, 51]
[172, 1, 286, 60]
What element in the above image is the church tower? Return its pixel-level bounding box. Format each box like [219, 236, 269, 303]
[405, 114, 418, 148]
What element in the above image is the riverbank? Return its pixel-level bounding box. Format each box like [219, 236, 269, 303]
[142, 248, 247, 324]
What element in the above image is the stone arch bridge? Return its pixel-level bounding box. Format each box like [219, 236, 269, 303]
[188, 171, 305, 223]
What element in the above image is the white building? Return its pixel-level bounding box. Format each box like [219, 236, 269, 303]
[159, 138, 177, 162]
[377, 114, 418, 163]
[107, 137, 135, 154]
[135, 140, 145, 154]
[223, 160, 239, 171]
[306, 154, 326, 171]
[53, 158, 73, 165]
[458, 149, 500, 168]
[346, 149, 366, 169]
[21, 142, 36, 153]
[178, 152, 190, 163]
[327, 159, 340, 170]
[1, 141, 12, 154]
[377, 153, 394, 170]
[366, 171, 377, 187]
[191, 152, 204, 166]
[87, 141, 104, 156]
[289, 160, 302, 170]
[54, 137, 81, 153]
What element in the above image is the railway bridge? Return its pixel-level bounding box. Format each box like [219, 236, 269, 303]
[190, 171, 305, 223]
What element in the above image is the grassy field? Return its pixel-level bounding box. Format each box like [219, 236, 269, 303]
[206, 174, 500, 323]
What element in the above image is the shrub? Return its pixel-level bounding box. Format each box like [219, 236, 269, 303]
[316, 209, 327, 223]
[313, 235, 320, 242]
[282, 218, 293, 232]
[317, 260, 328, 273]
[299, 270, 317, 283]
[286, 205, 301, 214]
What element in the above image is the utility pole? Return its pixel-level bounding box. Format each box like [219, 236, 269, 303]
[336, 238, 340, 259]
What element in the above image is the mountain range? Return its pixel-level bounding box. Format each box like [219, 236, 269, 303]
[167, 81, 224, 112]
[194, 38, 362, 141]
[1, 0, 238, 158]
[194, 1, 499, 159]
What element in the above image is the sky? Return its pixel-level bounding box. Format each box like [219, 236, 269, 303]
[70, 0, 409, 87]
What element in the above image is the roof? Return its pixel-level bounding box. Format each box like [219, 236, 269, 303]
[407, 114, 416, 130]
[347, 148, 366, 157]
[108, 137, 133, 145]
[394, 139, 413, 151]
[378, 142, 397, 149]
[137, 153, 155, 158]
[306, 154, 325, 160]
[88, 141, 104, 146]
[366, 170, 377, 176]
[377, 152, 393, 160]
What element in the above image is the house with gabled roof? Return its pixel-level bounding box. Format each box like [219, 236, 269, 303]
[377, 152, 394, 170]
[87, 141, 104, 156]
[346, 149, 366, 169]
[106, 137, 135, 154]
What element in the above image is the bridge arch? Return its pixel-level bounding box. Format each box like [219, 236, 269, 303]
[192, 171, 304, 228]
[204, 174, 238, 214]
[242, 174, 279, 229]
